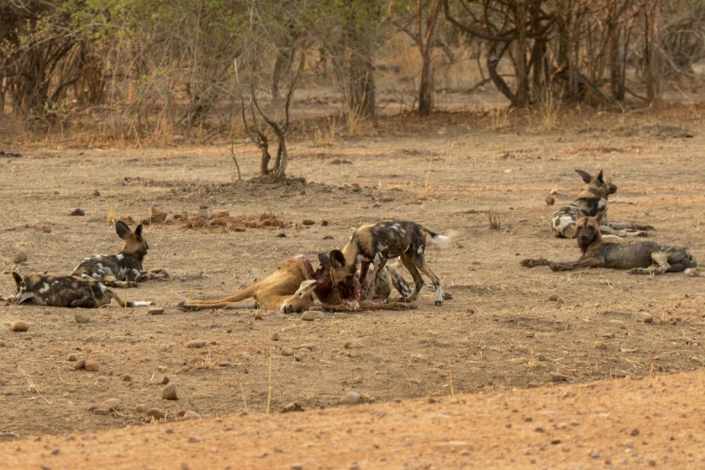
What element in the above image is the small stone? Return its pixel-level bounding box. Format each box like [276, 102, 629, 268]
[281, 347, 294, 356]
[291, 463, 304, 470]
[270, 332, 280, 341]
[594, 341, 607, 350]
[70, 208, 85, 216]
[160, 376, 170, 385]
[276, 233, 287, 238]
[630, 428, 640, 437]
[12, 252, 28, 264]
[162, 383, 178, 400]
[51, 448, 60, 455]
[73, 360, 86, 370]
[122, 375, 132, 382]
[148, 308, 164, 315]
[145, 408, 165, 419]
[302, 219, 315, 226]
[74, 313, 90, 324]
[301, 311, 323, 321]
[547, 293, 559, 301]
[93, 190, 101, 197]
[281, 402, 304, 413]
[254, 312, 263, 321]
[186, 340, 206, 348]
[182, 411, 201, 421]
[10, 321, 29, 332]
[188, 436, 200, 443]
[550, 438, 561, 445]
[67, 353, 78, 362]
[135, 404, 148, 413]
[98, 398, 120, 411]
[545, 195, 555, 206]
[339, 391, 361, 405]
[84, 359, 100, 372]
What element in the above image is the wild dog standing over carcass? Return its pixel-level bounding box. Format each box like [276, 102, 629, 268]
[178, 252, 414, 313]
[551, 169, 653, 239]
[11, 272, 152, 308]
[524, 211, 696, 274]
[72, 221, 167, 287]
[338, 220, 452, 306]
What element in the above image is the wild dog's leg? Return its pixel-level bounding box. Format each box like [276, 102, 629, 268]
[178, 300, 259, 311]
[358, 260, 372, 291]
[400, 254, 425, 301]
[600, 226, 649, 238]
[548, 257, 606, 271]
[416, 259, 445, 306]
[607, 221, 655, 231]
[630, 252, 671, 275]
[520, 258, 552, 268]
[70, 296, 101, 308]
[370, 256, 389, 299]
[388, 266, 413, 300]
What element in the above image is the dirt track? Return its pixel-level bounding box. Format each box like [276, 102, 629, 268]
[1, 108, 704, 468]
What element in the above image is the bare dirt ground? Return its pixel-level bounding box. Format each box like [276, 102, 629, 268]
[1, 104, 704, 468]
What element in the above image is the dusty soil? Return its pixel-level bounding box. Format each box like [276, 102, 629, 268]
[1, 107, 704, 468]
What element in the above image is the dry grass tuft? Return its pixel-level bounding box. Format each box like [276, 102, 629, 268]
[488, 210, 501, 230]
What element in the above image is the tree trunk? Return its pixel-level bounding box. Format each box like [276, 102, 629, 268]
[513, 0, 530, 108]
[417, 0, 442, 117]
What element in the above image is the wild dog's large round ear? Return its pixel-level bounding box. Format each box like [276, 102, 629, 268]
[329, 250, 347, 269]
[595, 209, 607, 224]
[596, 170, 605, 184]
[575, 169, 592, 183]
[116, 220, 132, 240]
[135, 224, 144, 240]
[318, 253, 332, 270]
[11, 272, 22, 287]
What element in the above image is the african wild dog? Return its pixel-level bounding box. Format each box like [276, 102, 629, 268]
[72, 221, 167, 287]
[337, 220, 452, 306]
[178, 252, 414, 313]
[12, 272, 152, 308]
[523, 211, 696, 274]
[551, 169, 652, 239]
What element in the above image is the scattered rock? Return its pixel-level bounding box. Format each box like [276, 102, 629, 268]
[339, 391, 361, 405]
[281, 402, 304, 413]
[148, 307, 165, 315]
[297, 343, 315, 351]
[162, 383, 178, 400]
[135, 404, 148, 413]
[270, 332, 280, 341]
[186, 340, 207, 349]
[254, 312, 264, 321]
[188, 436, 200, 444]
[92, 190, 101, 197]
[302, 219, 315, 226]
[122, 375, 132, 382]
[145, 408, 165, 419]
[73, 360, 86, 370]
[281, 347, 295, 356]
[301, 311, 323, 321]
[12, 252, 27, 264]
[10, 321, 29, 332]
[70, 208, 85, 216]
[94, 398, 120, 414]
[67, 353, 78, 362]
[594, 341, 607, 350]
[545, 195, 555, 206]
[547, 293, 559, 302]
[276, 233, 287, 238]
[291, 463, 304, 470]
[160, 376, 170, 385]
[181, 411, 201, 421]
[74, 313, 90, 324]
[0, 432, 20, 441]
[84, 359, 100, 372]
[630, 428, 640, 437]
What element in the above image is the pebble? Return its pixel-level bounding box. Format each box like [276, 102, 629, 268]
[339, 391, 361, 405]
[74, 313, 90, 324]
[298, 343, 315, 351]
[12, 252, 28, 264]
[84, 359, 100, 372]
[281, 347, 294, 356]
[270, 332, 280, 341]
[145, 408, 165, 419]
[545, 195, 555, 206]
[281, 402, 303, 413]
[135, 404, 148, 413]
[182, 411, 201, 421]
[160, 376, 170, 385]
[547, 293, 559, 302]
[162, 383, 178, 400]
[94, 376, 109, 386]
[10, 321, 29, 332]
[302, 219, 315, 226]
[254, 312, 263, 320]
[276, 233, 287, 238]
[67, 353, 78, 362]
[594, 341, 607, 350]
[148, 308, 165, 315]
[301, 311, 323, 321]
[70, 208, 85, 216]
[73, 360, 86, 370]
[122, 375, 132, 382]
[291, 464, 304, 470]
[186, 340, 206, 348]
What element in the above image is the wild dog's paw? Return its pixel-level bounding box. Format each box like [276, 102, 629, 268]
[434, 300, 444, 306]
[629, 267, 649, 275]
[549, 263, 572, 272]
[636, 231, 650, 237]
[636, 224, 655, 231]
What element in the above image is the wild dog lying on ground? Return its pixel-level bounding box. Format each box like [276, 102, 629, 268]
[338, 220, 452, 306]
[11, 272, 152, 308]
[177, 252, 414, 313]
[551, 169, 653, 239]
[72, 221, 168, 287]
[524, 211, 697, 274]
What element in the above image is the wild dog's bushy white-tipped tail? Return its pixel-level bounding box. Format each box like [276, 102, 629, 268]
[432, 235, 451, 248]
[126, 301, 152, 307]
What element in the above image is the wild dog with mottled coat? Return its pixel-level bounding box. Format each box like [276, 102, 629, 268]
[551, 169, 652, 239]
[524, 211, 696, 274]
[72, 221, 167, 287]
[338, 220, 452, 306]
[12, 272, 152, 308]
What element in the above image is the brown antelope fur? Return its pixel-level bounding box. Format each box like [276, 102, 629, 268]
[338, 220, 452, 306]
[523, 211, 696, 274]
[178, 253, 415, 314]
[12, 272, 152, 308]
[551, 169, 652, 239]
